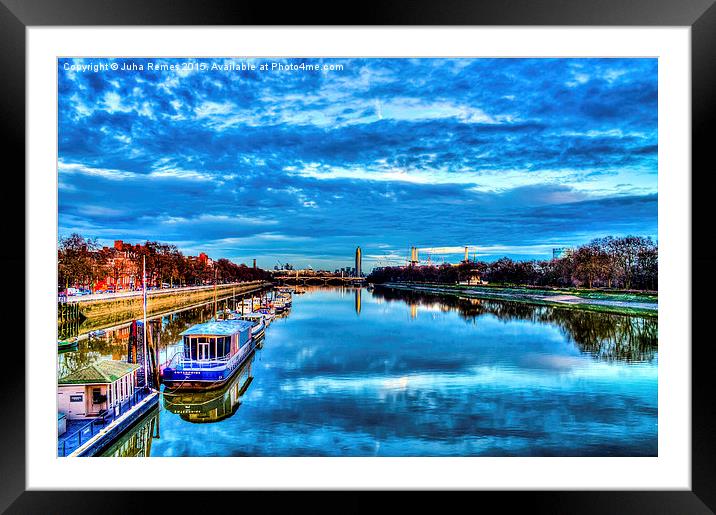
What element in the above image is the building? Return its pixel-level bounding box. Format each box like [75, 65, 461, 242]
[58, 360, 141, 420]
[97, 240, 141, 291]
[355, 246, 362, 278]
[552, 247, 574, 259]
[458, 269, 482, 286]
[335, 266, 355, 277]
[409, 246, 419, 266]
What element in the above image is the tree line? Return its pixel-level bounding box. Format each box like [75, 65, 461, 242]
[367, 236, 657, 291]
[58, 233, 272, 291]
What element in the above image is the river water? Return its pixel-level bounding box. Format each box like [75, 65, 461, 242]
[61, 286, 658, 457]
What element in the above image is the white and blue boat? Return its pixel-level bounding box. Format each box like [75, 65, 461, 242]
[240, 312, 267, 340]
[161, 319, 256, 390]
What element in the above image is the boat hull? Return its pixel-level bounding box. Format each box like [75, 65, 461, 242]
[58, 341, 78, 353]
[162, 345, 256, 391]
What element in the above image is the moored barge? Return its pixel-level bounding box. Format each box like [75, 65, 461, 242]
[161, 319, 256, 390]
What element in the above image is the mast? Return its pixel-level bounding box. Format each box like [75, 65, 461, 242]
[142, 255, 148, 386]
[213, 267, 217, 319]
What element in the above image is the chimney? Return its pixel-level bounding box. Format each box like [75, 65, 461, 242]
[253, 258, 257, 269]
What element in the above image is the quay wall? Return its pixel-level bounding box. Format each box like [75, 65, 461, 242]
[65, 281, 272, 332]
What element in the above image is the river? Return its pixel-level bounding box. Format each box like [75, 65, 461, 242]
[60, 286, 658, 457]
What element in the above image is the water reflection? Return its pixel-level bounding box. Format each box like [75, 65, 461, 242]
[372, 287, 658, 363]
[163, 352, 256, 423]
[59, 287, 657, 457]
[98, 406, 160, 457]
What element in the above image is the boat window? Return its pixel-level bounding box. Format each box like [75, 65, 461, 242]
[190, 338, 198, 360]
[184, 337, 191, 358]
[213, 336, 229, 358]
[215, 337, 221, 358]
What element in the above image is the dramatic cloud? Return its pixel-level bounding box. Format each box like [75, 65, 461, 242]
[58, 57, 657, 269]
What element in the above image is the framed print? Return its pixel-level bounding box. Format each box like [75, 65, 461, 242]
[4, 0, 716, 512]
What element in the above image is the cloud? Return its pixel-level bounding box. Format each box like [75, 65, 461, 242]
[58, 57, 658, 269]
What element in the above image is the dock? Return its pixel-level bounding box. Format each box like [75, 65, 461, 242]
[58, 387, 160, 457]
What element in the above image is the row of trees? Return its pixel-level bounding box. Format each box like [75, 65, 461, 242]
[58, 233, 272, 291]
[367, 236, 658, 291]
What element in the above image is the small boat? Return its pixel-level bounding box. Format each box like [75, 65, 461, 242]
[257, 308, 275, 326]
[275, 291, 292, 308]
[161, 319, 256, 390]
[88, 329, 106, 338]
[274, 298, 288, 313]
[58, 339, 78, 353]
[215, 308, 238, 320]
[240, 312, 266, 340]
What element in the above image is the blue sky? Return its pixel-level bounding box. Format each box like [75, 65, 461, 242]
[58, 58, 657, 270]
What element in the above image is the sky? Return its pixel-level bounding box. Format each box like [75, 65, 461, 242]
[58, 57, 657, 271]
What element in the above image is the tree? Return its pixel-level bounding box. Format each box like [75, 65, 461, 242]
[606, 236, 655, 290]
[58, 233, 108, 291]
[572, 242, 609, 288]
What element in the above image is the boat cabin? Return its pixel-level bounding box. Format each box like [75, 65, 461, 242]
[58, 360, 141, 420]
[179, 319, 254, 362]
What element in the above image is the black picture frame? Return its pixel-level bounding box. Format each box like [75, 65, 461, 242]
[3, 1, 714, 512]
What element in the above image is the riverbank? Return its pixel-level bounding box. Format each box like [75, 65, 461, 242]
[59, 281, 272, 335]
[378, 282, 658, 317]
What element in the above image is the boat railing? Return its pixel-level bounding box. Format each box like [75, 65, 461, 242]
[169, 354, 233, 369]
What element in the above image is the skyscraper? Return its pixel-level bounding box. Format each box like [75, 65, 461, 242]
[355, 246, 362, 277]
[410, 246, 419, 266]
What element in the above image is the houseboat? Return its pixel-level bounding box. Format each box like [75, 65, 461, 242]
[161, 319, 256, 390]
[58, 360, 141, 419]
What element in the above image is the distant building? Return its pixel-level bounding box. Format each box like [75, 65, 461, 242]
[410, 246, 419, 266]
[458, 268, 482, 286]
[553, 247, 573, 259]
[355, 246, 362, 278]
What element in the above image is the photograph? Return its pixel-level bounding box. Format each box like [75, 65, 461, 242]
[56, 56, 658, 458]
